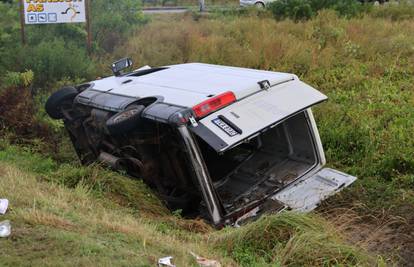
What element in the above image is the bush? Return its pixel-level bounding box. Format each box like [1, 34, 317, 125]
[21, 39, 95, 86]
[2, 70, 34, 88]
[268, 0, 367, 21]
[268, 0, 314, 21]
[91, 0, 148, 52]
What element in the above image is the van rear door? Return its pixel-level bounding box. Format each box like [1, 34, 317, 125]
[190, 79, 327, 152]
[271, 168, 357, 212]
[235, 168, 356, 225]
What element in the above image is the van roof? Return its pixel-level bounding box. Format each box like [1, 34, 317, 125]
[91, 63, 296, 107]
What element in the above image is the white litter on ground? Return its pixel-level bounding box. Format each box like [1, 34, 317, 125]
[158, 256, 176, 267]
[0, 199, 9, 215]
[0, 220, 11, 237]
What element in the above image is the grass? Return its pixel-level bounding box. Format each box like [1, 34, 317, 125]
[0, 164, 211, 266]
[0, 143, 380, 266]
[213, 214, 381, 266]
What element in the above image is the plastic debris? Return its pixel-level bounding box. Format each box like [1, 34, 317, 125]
[0, 220, 11, 238]
[190, 252, 221, 267]
[0, 199, 9, 215]
[158, 256, 176, 267]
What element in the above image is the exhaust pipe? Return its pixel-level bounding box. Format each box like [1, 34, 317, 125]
[98, 152, 125, 170]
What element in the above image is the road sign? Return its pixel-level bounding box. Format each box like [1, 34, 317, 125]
[23, 0, 86, 24]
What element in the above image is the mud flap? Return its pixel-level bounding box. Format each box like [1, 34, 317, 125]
[271, 168, 357, 212]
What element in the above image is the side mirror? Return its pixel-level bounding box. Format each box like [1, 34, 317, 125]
[111, 58, 133, 76]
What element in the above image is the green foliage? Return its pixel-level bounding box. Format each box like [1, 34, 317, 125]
[0, 143, 57, 175]
[2, 70, 34, 88]
[0, 1, 21, 75]
[268, 0, 368, 21]
[21, 38, 94, 86]
[268, 0, 314, 21]
[91, 0, 149, 52]
[210, 5, 272, 18]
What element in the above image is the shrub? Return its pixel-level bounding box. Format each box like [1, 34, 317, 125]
[20, 39, 95, 86]
[2, 70, 34, 88]
[268, 0, 367, 21]
[268, 0, 314, 21]
[91, 0, 149, 52]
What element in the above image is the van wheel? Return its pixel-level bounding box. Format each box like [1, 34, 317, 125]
[106, 105, 146, 135]
[45, 86, 78, 119]
[255, 2, 265, 8]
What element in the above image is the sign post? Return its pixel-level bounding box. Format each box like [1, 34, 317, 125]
[19, 0, 26, 45]
[85, 0, 92, 54]
[21, 0, 91, 51]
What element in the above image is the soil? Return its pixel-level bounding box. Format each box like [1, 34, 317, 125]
[321, 206, 414, 266]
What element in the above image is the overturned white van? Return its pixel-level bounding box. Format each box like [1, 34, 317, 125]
[45, 60, 356, 226]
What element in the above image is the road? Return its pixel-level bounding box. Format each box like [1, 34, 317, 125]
[142, 7, 191, 14]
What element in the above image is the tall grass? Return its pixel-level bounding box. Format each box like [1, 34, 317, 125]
[213, 213, 379, 266]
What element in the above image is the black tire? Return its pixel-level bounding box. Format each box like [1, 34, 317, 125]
[45, 86, 78, 119]
[255, 2, 265, 8]
[106, 105, 146, 135]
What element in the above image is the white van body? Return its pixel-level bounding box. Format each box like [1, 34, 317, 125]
[46, 63, 356, 226]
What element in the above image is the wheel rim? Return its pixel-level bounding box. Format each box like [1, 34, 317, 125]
[255, 2, 264, 8]
[113, 109, 140, 123]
